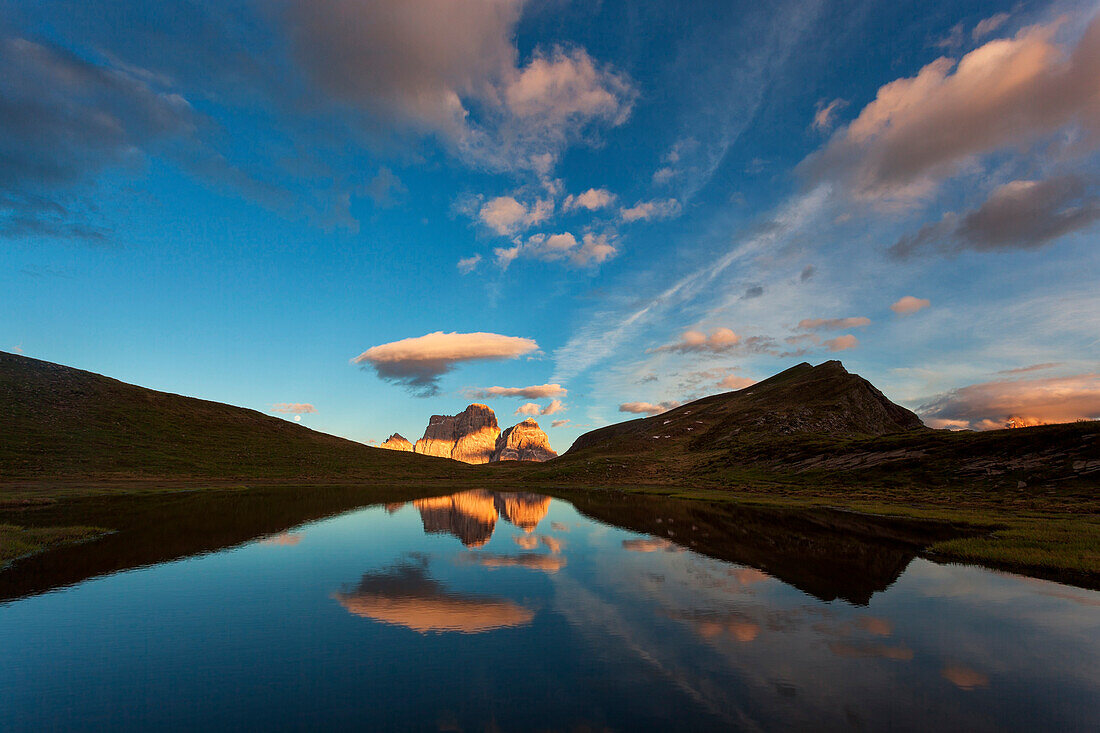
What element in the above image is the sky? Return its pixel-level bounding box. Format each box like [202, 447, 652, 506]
[3, 0, 1100, 449]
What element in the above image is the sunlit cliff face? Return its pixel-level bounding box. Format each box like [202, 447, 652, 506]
[333, 562, 534, 634]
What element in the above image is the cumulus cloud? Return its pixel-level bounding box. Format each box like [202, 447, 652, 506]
[823, 334, 859, 351]
[470, 384, 567, 399]
[457, 254, 482, 274]
[353, 331, 539, 395]
[287, 2, 635, 172]
[650, 328, 741, 354]
[620, 198, 682, 223]
[890, 175, 1100, 257]
[802, 15, 1100, 200]
[919, 373, 1100, 430]
[619, 401, 682, 416]
[550, 419, 570, 428]
[797, 317, 871, 331]
[271, 403, 317, 414]
[890, 296, 930, 315]
[515, 403, 541, 416]
[563, 187, 616, 212]
[495, 231, 617, 269]
[478, 196, 553, 235]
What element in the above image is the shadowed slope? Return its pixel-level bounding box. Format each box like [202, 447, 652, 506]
[1, 351, 461, 480]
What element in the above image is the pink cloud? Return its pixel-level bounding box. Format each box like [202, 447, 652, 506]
[890, 296, 930, 315]
[353, 331, 538, 395]
[718, 374, 756, 390]
[619, 400, 681, 416]
[514, 403, 541, 416]
[550, 419, 570, 428]
[271, 403, 317, 414]
[920, 373, 1100, 430]
[797, 317, 871, 331]
[651, 328, 741, 354]
[470, 384, 567, 399]
[620, 197, 681, 223]
[804, 15, 1100, 200]
[824, 334, 859, 352]
[563, 187, 616, 212]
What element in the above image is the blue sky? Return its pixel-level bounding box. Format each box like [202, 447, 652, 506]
[3, 0, 1099, 448]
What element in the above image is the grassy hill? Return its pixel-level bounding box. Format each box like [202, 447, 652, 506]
[1, 351, 463, 482]
[521, 362, 1100, 507]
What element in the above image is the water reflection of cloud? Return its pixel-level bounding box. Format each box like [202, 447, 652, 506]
[942, 664, 990, 690]
[622, 537, 685, 553]
[514, 534, 540, 549]
[829, 642, 914, 661]
[551, 522, 570, 532]
[259, 532, 302, 546]
[540, 536, 563, 554]
[460, 553, 566, 574]
[333, 561, 533, 633]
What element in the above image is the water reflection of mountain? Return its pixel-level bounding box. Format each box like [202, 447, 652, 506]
[568, 491, 972, 605]
[399, 491, 551, 547]
[333, 560, 533, 633]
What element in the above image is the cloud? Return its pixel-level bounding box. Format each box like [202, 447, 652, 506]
[650, 328, 740, 354]
[271, 403, 317, 414]
[890, 296, 930, 315]
[364, 167, 405, 207]
[619, 401, 681, 416]
[800, 265, 815, 282]
[742, 285, 764, 299]
[996, 363, 1062, 375]
[287, 2, 634, 172]
[797, 317, 871, 331]
[620, 198, 682, 223]
[890, 176, 1100, 258]
[470, 384, 567, 399]
[919, 373, 1100, 430]
[540, 399, 565, 415]
[718, 374, 756, 390]
[550, 419, 570, 428]
[495, 231, 618, 269]
[823, 334, 859, 352]
[563, 187, 616, 212]
[456, 254, 482, 274]
[942, 665, 990, 690]
[478, 195, 552, 235]
[353, 331, 539, 395]
[973, 13, 1011, 40]
[812, 98, 847, 132]
[802, 15, 1100, 200]
[516, 399, 566, 416]
[0, 37, 197, 241]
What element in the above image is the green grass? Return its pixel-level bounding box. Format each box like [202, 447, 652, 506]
[0, 524, 108, 565]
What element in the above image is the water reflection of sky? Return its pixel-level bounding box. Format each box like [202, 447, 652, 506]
[0, 491, 1097, 731]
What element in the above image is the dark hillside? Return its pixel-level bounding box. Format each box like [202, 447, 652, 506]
[1, 351, 462, 480]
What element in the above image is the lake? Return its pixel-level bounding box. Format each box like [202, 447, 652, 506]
[1, 489, 1098, 731]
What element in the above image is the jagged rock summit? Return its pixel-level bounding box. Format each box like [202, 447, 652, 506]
[405, 404, 557, 464]
[379, 433, 413, 451]
[492, 418, 558, 462]
[414, 404, 501, 464]
[569, 361, 925, 455]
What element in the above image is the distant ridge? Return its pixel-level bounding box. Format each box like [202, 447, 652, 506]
[1, 351, 460, 480]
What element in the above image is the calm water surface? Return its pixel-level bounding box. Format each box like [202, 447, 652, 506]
[1, 490, 1098, 731]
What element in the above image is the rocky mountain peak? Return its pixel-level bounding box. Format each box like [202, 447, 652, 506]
[379, 433, 413, 451]
[414, 404, 501, 464]
[492, 418, 557, 463]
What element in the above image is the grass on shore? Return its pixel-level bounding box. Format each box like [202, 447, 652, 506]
[0, 524, 108, 566]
